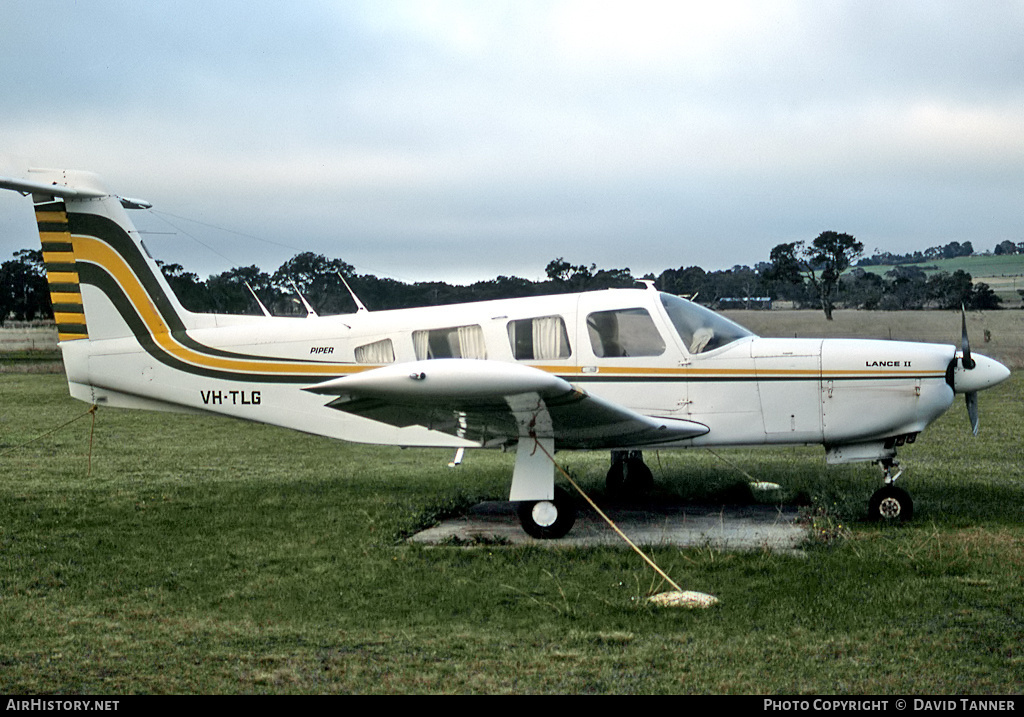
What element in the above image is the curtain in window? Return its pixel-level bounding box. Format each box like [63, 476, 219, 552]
[413, 326, 486, 360]
[413, 330, 430, 360]
[532, 316, 569, 359]
[456, 325, 487, 359]
[355, 339, 395, 364]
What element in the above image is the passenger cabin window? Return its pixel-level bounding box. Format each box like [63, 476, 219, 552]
[412, 325, 487, 360]
[586, 308, 665, 358]
[354, 338, 395, 364]
[507, 316, 571, 360]
[659, 293, 755, 354]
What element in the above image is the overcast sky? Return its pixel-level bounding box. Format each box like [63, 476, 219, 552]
[1, 1, 1022, 285]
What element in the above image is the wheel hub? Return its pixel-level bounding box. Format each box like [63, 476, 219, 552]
[878, 497, 902, 519]
[531, 501, 558, 527]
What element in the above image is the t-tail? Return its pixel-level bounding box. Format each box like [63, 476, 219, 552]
[1, 168, 199, 405]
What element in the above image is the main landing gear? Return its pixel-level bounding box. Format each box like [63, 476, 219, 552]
[516, 486, 577, 539]
[514, 449, 656, 539]
[605, 450, 653, 497]
[868, 458, 914, 522]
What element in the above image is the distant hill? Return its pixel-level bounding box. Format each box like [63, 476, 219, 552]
[855, 254, 1024, 306]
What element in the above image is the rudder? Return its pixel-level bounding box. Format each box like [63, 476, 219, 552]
[36, 199, 90, 342]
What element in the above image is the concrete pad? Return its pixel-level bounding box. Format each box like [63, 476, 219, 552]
[409, 501, 808, 552]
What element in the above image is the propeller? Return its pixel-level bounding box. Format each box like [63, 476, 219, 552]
[947, 308, 1009, 433]
[960, 305, 979, 435]
[966, 391, 979, 436]
[960, 305, 975, 370]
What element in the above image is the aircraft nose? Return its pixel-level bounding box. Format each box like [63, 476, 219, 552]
[951, 353, 1011, 394]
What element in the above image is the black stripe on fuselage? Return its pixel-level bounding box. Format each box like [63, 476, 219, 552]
[67, 211, 333, 366]
[564, 373, 944, 384]
[77, 263, 332, 384]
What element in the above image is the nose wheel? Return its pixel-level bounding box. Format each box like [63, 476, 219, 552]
[869, 459, 914, 521]
[869, 485, 914, 521]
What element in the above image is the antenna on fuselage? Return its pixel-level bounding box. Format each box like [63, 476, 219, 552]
[244, 281, 273, 317]
[337, 272, 369, 313]
[289, 281, 319, 318]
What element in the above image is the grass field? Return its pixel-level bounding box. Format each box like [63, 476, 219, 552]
[0, 369, 1022, 694]
[724, 308, 1024, 369]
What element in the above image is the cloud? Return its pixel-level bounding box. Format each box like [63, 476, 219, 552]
[1, 1, 1023, 284]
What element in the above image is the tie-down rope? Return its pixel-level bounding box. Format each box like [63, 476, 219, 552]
[1, 404, 99, 476]
[529, 436, 718, 608]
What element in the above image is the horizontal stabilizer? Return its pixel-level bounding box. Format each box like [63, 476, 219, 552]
[0, 174, 106, 199]
[0, 174, 150, 209]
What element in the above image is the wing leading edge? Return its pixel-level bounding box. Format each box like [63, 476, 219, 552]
[304, 359, 708, 450]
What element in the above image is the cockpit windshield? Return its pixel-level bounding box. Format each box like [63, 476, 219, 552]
[659, 293, 756, 354]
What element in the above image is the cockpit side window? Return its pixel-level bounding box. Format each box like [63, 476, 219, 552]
[586, 308, 665, 358]
[659, 293, 755, 354]
[508, 316, 571, 360]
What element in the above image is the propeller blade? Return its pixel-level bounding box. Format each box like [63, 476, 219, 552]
[966, 391, 979, 436]
[961, 305, 975, 369]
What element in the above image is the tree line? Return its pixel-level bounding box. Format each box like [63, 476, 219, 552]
[0, 232, 1011, 326]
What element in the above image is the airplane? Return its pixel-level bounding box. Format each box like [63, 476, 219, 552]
[0, 167, 1011, 538]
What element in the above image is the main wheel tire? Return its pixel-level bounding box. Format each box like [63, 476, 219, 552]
[869, 486, 914, 522]
[606, 457, 654, 497]
[517, 486, 577, 539]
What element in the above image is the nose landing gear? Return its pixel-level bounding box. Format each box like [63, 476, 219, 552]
[868, 459, 914, 522]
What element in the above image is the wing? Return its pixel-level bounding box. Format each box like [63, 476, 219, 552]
[304, 359, 708, 450]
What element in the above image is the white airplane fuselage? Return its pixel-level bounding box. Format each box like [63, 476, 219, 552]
[64, 281, 999, 463]
[1, 167, 1010, 535]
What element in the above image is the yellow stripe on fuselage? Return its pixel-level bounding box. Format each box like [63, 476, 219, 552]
[533, 365, 945, 381]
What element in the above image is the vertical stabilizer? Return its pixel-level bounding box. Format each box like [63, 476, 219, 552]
[2, 169, 195, 344]
[1, 169, 205, 404]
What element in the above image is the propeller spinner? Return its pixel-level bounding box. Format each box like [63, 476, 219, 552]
[950, 307, 1010, 435]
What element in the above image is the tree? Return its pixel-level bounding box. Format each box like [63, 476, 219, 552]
[938, 241, 974, 259]
[967, 282, 1002, 310]
[925, 270, 974, 310]
[994, 240, 1018, 256]
[545, 257, 634, 292]
[767, 231, 863, 320]
[545, 257, 594, 292]
[841, 268, 885, 310]
[881, 266, 929, 310]
[158, 261, 207, 312]
[271, 252, 357, 315]
[0, 249, 51, 324]
[657, 265, 708, 298]
[206, 265, 279, 314]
